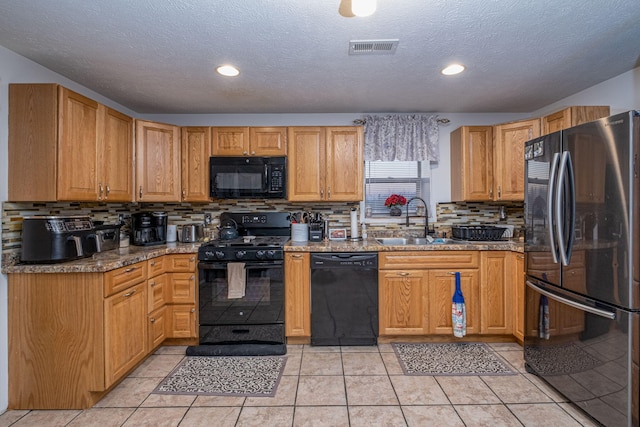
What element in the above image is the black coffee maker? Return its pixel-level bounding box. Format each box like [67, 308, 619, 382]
[131, 212, 168, 246]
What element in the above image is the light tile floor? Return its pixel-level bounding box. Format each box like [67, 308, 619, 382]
[0, 342, 600, 426]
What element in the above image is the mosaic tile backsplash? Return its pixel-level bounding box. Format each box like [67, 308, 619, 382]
[1, 200, 523, 265]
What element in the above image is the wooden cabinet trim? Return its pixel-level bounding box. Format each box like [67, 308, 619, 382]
[379, 251, 479, 270]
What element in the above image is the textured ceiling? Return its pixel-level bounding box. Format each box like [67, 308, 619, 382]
[1, 0, 639, 114]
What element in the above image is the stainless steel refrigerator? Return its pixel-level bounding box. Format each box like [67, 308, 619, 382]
[524, 110, 639, 427]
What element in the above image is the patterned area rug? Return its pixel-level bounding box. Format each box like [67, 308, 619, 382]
[525, 343, 603, 376]
[153, 356, 287, 396]
[393, 343, 517, 376]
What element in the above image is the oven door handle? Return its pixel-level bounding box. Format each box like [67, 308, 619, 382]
[198, 261, 283, 270]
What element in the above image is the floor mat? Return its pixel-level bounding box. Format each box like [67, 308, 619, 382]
[153, 356, 287, 397]
[392, 342, 517, 376]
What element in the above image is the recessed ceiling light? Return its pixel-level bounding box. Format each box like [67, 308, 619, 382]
[216, 65, 240, 77]
[352, 0, 377, 17]
[441, 64, 465, 76]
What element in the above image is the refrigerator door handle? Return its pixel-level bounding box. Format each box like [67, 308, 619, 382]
[526, 280, 616, 320]
[556, 151, 574, 266]
[565, 152, 576, 262]
[548, 153, 561, 263]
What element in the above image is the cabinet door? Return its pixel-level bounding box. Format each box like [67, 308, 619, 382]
[166, 305, 197, 338]
[148, 273, 167, 313]
[493, 119, 540, 201]
[450, 126, 493, 201]
[104, 282, 147, 387]
[325, 127, 364, 201]
[428, 269, 480, 335]
[379, 270, 428, 335]
[250, 127, 287, 156]
[102, 107, 133, 201]
[287, 127, 325, 201]
[167, 254, 197, 272]
[148, 306, 167, 351]
[512, 252, 525, 342]
[135, 120, 181, 202]
[167, 273, 196, 304]
[284, 253, 311, 337]
[480, 252, 513, 334]
[211, 127, 250, 156]
[57, 87, 101, 201]
[543, 106, 610, 134]
[181, 127, 211, 202]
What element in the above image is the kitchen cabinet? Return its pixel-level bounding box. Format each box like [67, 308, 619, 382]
[8, 84, 133, 202]
[284, 252, 311, 338]
[135, 119, 181, 202]
[450, 126, 494, 201]
[181, 127, 211, 202]
[493, 119, 540, 201]
[165, 254, 198, 340]
[378, 251, 480, 336]
[379, 269, 429, 335]
[480, 251, 513, 334]
[211, 126, 287, 156]
[428, 269, 480, 335]
[542, 106, 610, 134]
[147, 257, 168, 351]
[6, 253, 198, 409]
[287, 126, 364, 202]
[512, 252, 525, 343]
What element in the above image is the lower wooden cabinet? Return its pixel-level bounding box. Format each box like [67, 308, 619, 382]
[104, 281, 148, 388]
[7, 253, 200, 409]
[480, 251, 513, 334]
[379, 270, 428, 335]
[512, 252, 525, 343]
[427, 269, 480, 335]
[284, 252, 311, 337]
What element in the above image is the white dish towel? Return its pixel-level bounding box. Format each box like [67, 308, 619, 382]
[227, 263, 246, 299]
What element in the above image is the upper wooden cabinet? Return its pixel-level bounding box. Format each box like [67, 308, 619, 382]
[181, 127, 211, 202]
[287, 126, 364, 202]
[135, 120, 181, 202]
[450, 126, 494, 201]
[493, 119, 540, 201]
[8, 84, 133, 202]
[211, 126, 287, 156]
[542, 106, 610, 134]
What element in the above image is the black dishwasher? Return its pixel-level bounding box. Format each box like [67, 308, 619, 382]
[310, 252, 378, 346]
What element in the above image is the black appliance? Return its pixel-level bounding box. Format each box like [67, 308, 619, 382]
[524, 111, 639, 426]
[210, 156, 286, 199]
[310, 253, 378, 346]
[131, 212, 167, 246]
[188, 211, 291, 356]
[21, 216, 98, 263]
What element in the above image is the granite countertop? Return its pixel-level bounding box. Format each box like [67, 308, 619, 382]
[285, 237, 524, 253]
[2, 242, 201, 274]
[4, 237, 525, 274]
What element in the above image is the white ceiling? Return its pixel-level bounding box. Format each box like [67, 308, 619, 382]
[1, 0, 639, 115]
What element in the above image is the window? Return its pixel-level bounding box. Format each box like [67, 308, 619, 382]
[364, 161, 431, 216]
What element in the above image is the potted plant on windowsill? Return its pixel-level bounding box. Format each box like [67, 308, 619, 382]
[385, 194, 407, 216]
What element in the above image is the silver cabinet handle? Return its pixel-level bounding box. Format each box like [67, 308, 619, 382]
[139, 186, 143, 199]
[123, 290, 136, 298]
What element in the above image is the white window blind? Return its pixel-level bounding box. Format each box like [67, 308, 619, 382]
[365, 161, 431, 215]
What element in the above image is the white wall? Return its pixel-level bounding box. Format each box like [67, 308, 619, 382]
[1, 40, 638, 412]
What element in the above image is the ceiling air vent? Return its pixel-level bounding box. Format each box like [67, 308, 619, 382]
[349, 39, 399, 55]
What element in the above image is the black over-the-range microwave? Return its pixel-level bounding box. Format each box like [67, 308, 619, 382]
[210, 156, 286, 199]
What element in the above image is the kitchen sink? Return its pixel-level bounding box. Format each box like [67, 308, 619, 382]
[375, 237, 458, 245]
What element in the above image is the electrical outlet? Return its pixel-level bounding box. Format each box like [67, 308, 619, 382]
[204, 213, 213, 225]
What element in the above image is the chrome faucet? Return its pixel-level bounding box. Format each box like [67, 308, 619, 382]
[405, 197, 434, 237]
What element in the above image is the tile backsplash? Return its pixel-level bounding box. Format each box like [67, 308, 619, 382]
[1, 200, 523, 265]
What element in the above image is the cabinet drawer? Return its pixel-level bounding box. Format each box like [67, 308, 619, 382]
[148, 273, 168, 313]
[379, 251, 479, 270]
[167, 273, 196, 304]
[167, 254, 196, 272]
[104, 261, 147, 297]
[148, 306, 167, 351]
[147, 257, 167, 277]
